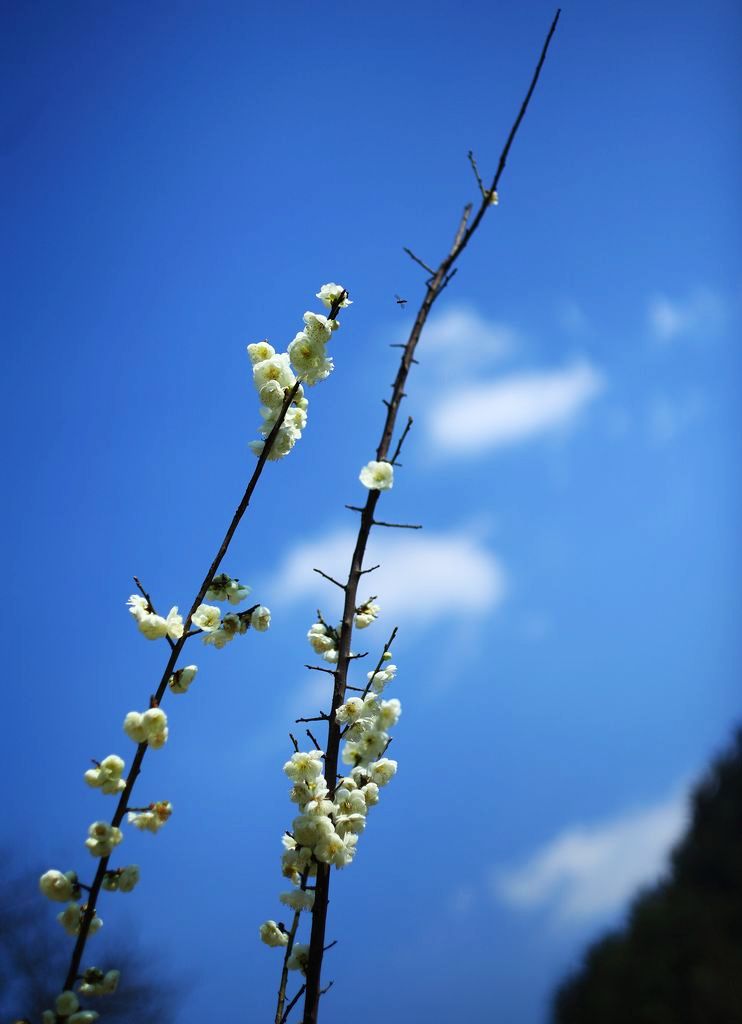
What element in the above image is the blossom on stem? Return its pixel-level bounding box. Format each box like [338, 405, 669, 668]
[78, 967, 120, 996]
[84, 754, 126, 795]
[192, 603, 221, 633]
[250, 605, 271, 631]
[168, 664, 198, 694]
[39, 869, 80, 903]
[354, 599, 380, 629]
[85, 821, 123, 858]
[57, 903, 103, 937]
[128, 801, 173, 832]
[126, 595, 183, 640]
[260, 920, 289, 948]
[279, 888, 315, 912]
[286, 943, 310, 973]
[315, 283, 352, 309]
[123, 708, 168, 748]
[359, 460, 393, 490]
[206, 573, 251, 605]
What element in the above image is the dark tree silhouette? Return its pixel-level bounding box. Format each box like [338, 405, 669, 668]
[552, 729, 742, 1024]
[0, 854, 182, 1023]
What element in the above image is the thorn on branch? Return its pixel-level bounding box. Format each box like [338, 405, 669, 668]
[402, 246, 436, 276]
[359, 563, 380, 576]
[344, 504, 364, 514]
[323, 940, 337, 952]
[320, 980, 334, 997]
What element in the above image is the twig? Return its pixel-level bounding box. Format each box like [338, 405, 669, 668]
[402, 247, 435, 275]
[299, 12, 561, 1023]
[133, 576, 175, 650]
[389, 416, 414, 466]
[312, 568, 345, 590]
[280, 985, 306, 1024]
[358, 564, 380, 576]
[289, 733, 300, 753]
[305, 730, 322, 751]
[468, 150, 487, 197]
[295, 714, 329, 724]
[371, 519, 422, 530]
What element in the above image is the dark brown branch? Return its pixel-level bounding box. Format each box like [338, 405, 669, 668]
[295, 714, 330, 723]
[289, 733, 300, 753]
[300, 12, 560, 1022]
[358, 563, 380, 576]
[304, 665, 337, 676]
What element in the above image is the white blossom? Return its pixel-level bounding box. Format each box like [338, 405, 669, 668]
[302, 311, 333, 344]
[192, 603, 221, 633]
[359, 460, 394, 490]
[118, 865, 140, 893]
[253, 352, 295, 392]
[247, 341, 275, 365]
[369, 758, 398, 786]
[286, 943, 309, 973]
[85, 821, 123, 858]
[335, 697, 365, 725]
[57, 903, 102, 937]
[250, 605, 271, 631]
[68, 1013, 100, 1024]
[169, 664, 198, 694]
[279, 889, 315, 912]
[292, 813, 334, 848]
[56, 991, 79, 1016]
[128, 801, 172, 833]
[315, 283, 352, 309]
[354, 600, 380, 629]
[78, 968, 120, 996]
[283, 750, 324, 782]
[84, 754, 126, 795]
[39, 870, 78, 903]
[377, 698, 402, 729]
[307, 622, 335, 655]
[260, 920, 289, 948]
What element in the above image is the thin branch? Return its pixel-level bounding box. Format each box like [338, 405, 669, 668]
[358, 563, 380, 576]
[289, 733, 300, 753]
[389, 416, 414, 466]
[133, 576, 175, 650]
[371, 519, 422, 530]
[280, 985, 306, 1024]
[304, 665, 337, 676]
[312, 568, 346, 591]
[295, 714, 329, 724]
[300, 12, 561, 1023]
[467, 150, 487, 197]
[402, 247, 435, 275]
[306, 730, 322, 751]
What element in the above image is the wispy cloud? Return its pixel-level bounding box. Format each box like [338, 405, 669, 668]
[418, 305, 516, 373]
[648, 287, 726, 343]
[492, 790, 688, 925]
[268, 527, 506, 625]
[426, 361, 605, 456]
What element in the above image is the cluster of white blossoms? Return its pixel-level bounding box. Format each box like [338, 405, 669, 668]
[260, 607, 400, 971]
[43, 989, 102, 1022]
[85, 822, 123, 859]
[128, 800, 173, 833]
[359, 460, 393, 491]
[101, 865, 139, 893]
[83, 755, 125, 795]
[188, 573, 271, 649]
[123, 707, 168, 748]
[57, 902, 103, 937]
[126, 595, 183, 641]
[354, 599, 380, 630]
[247, 284, 351, 461]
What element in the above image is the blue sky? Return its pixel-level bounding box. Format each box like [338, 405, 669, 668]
[2, 1, 740, 1021]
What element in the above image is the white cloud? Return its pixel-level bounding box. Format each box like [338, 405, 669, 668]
[648, 287, 726, 343]
[427, 361, 605, 456]
[269, 527, 506, 625]
[419, 305, 516, 370]
[492, 790, 688, 925]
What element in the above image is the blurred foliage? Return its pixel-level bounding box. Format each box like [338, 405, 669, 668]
[552, 728, 742, 1024]
[0, 853, 182, 1023]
